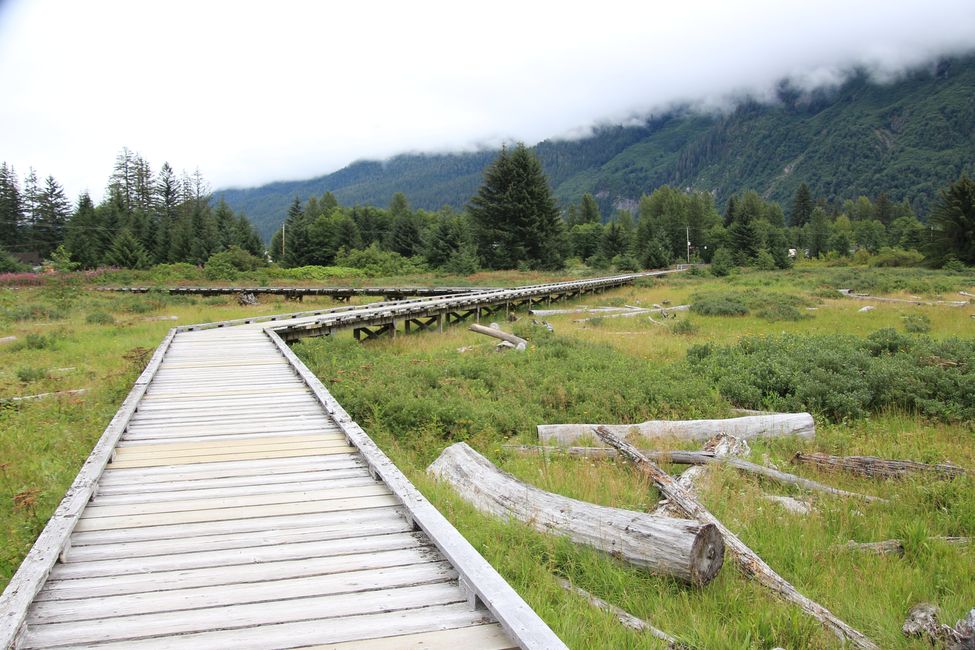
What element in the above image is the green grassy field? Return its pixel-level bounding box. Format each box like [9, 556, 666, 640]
[1, 265, 973, 648]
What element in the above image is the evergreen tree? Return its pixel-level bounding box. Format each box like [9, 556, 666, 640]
[31, 175, 70, 256]
[282, 197, 313, 267]
[927, 175, 975, 265]
[320, 191, 339, 212]
[790, 182, 813, 227]
[723, 195, 737, 228]
[568, 223, 603, 260]
[579, 193, 601, 224]
[106, 228, 151, 269]
[875, 192, 894, 225]
[22, 168, 40, 251]
[728, 207, 760, 264]
[807, 206, 830, 257]
[0, 163, 23, 248]
[64, 193, 103, 268]
[601, 220, 628, 259]
[468, 144, 564, 269]
[153, 162, 181, 262]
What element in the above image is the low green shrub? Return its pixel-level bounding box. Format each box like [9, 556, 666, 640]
[16, 366, 48, 383]
[334, 244, 427, 277]
[24, 333, 57, 350]
[687, 331, 975, 422]
[85, 311, 115, 325]
[690, 293, 749, 317]
[868, 247, 925, 268]
[671, 318, 698, 335]
[902, 313, 932, 333]
[691, 289, 814, 321]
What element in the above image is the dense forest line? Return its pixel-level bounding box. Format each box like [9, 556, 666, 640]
[0, 149, 264, 271]
[217, 55, 975, 241]
[2, 141, 971, 277]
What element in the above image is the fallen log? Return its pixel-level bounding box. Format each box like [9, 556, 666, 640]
[538, 413, 815, 446]
[837, 289, 967, 307]
[594, 426, 878, 649]
[652, 434, 750, 518]
[792, 452, 966, 480]
[504, 446, 883, 502]
[529, 306, 636, 316]
[556, 577, 684, 647]
[469, 323, 527, 351]
[839, 537, 972, 556]
[1, 388, 89, 404]
[575, 305, 690, 323]
[428, 442, 724, 586]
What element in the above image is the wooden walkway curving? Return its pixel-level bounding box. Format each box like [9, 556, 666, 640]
[2, 271, 680, 648]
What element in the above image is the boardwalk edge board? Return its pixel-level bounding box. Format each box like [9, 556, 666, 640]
[0, 329, 178, 648]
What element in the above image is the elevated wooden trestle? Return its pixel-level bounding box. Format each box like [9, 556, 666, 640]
[1, 270, 677, 649]
[95, 285, 493, 302]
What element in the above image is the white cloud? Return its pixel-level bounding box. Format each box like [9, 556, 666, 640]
[0, 0, 973, 201]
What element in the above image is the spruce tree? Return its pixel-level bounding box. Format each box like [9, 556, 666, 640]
[807, 207, 830, 257]
[64, 193, 103, 268]
[34, 176, 71, 256]
[0, 163, 23, 248]
[469, 144, 564, 270]
[579, 193, 601, 224]
[927, 175, 975, 266]
[106, 228, 151, 269]
[729, 207, 760, 264]
[790, 183, 813, 227]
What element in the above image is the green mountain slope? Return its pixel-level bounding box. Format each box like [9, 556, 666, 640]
[218, 56, 975, 240]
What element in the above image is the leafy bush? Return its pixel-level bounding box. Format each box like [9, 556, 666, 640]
[24, 333, 57, 350]
[611, 254, 640, 272]
[16, 366, 48, 383]
[0, 248, 27, 273]
[902, 313, 932, 333]
[671, 318, 698, 335]
[754, 249, 777, 271]
[0, 304, 62, 321]
[687, 331, 975, 422]
[868, 247, 925, 268]
[334, 244, 427, 276]
[85, 311, 115, 325]
[690, 293, 749, 317]
[204, 247, 265, 280]
[710, 248, 734, 276]
[272, 265, 364, 281]
[146, 263, 205, 283]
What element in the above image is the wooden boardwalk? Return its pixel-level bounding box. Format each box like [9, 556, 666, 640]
[2, 272, 681, 648]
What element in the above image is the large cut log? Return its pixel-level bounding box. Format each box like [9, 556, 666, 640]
[468, 323, 527, 350]
[837, 289, 967, 307]
[504, 445, 883, 502]
[556, 578, 684, 647]
[538, 413, 815, 446]
[594, 426, 878, 649]
[528, 306, 637, 316]
[792, 452, 966, 480]
[427, 442, 724, 586]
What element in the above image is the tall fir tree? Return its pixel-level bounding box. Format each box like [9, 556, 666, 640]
[34, 176, 71, 256]
[63, 193, 103, 268]
[927, 175, 975, 266]
[790, 182, 813, 227]
[579, 193, 601, 224]
[106, 227, 151, 269]
[0, 163, 23, 248]
[468, 143, 564, 270]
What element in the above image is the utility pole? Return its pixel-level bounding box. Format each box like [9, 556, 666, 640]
[686, 226, 691, 264]
[282, 222, 286, 259]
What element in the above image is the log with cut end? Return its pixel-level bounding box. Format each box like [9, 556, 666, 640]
[468, 323, 527, 350]
[594, 426, 878, 649]
[792, 452, 966, 479]
[538, 413, 815, 446]
[427, 442, 724, 586]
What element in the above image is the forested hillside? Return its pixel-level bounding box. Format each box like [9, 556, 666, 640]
[217, 55, 975, 240]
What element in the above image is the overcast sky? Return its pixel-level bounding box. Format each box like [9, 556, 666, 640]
[1, 0, 973, 202]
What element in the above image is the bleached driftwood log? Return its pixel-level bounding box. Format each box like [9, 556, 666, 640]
[469, 324, 527, 351]
[651, 435, 749, 517]
[839, 537, 972, 556]
[504, 445, 882, 502]
[1, 388, 89, 404]
[529, 306, 637, 316]
[574, 304, 690, 323]
[594, 426, 878, 649]
[837, 289, 967, 307]
[538, 413, 815, 446]
[791, 452, 966, 479]
[557, 578, 684, 647]
[428, 442, 724, 586]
